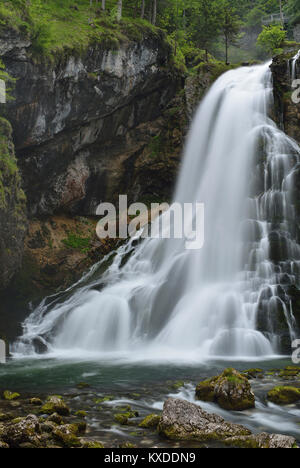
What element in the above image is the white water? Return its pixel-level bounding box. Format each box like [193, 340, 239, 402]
[14, 63, 300, 361]
[292, 50, 300, 81]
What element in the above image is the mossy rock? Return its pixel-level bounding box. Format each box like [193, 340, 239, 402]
[195, 379, 216, 402]
[52, 429, 81, 448]
[0, 412, 13, 422]
[242, 369, 263, 379]
[114, 413, 129, 425]
[195, 368, 255, 411]
[267, 386, 300, 405]
[76, 382, 90, 389]
[74, 410, 87, 419]
[29, 398, 43, 406]
[3, 390, 20, 401]
[119, 442, 137, 448]
[83, 441, 104, 448]
[139, 414, 161, 429]
[40, 396, 70, 416]
[114, 410, 139, 425]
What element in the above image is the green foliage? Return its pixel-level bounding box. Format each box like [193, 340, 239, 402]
[0, 0, 292, 68]
[257, 24, 287, 55]
[62, 233, 91, 253]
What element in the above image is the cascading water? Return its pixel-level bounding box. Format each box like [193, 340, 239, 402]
[14, 63, 300, 361]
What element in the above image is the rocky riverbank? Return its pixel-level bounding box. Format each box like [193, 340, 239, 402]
[0, 366, 299, 449]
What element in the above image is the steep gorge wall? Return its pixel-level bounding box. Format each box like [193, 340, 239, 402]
[0, 117, 27, 290]
[2, 30, 182, 216]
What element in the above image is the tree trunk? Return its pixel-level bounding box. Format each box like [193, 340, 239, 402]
[152, 0, 157, 25]
[141, 0, 145, 19]
[225, 36, 228, 65]
[117, 0, 122, 21]
[102, 0, 105, 11]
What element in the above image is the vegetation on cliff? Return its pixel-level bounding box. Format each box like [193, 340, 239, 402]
[0, 117, 27, 290]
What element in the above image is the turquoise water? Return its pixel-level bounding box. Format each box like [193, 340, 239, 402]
[0, 357, 299, 447]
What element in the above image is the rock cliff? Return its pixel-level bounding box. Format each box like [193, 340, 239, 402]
[2, 28, 181, 216]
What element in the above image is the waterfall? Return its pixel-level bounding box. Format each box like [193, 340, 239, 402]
[291, 50, 300, 81]
[14, 63, 300, 361]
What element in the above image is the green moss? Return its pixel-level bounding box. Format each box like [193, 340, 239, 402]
[195, 379, 216, 402]
[114, 413, 129, 425]
[53, 429, 81, 448]
[267, 386, 300, 405]
[84, 441, 104, 448]
[0, 1, 176, 67]
[62, 233, 91, 253]
[74, 410, 87, 419]
[3, 390, 20, 401]
[139, 414, 161, 429]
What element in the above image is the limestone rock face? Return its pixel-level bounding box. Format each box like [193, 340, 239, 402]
[2, 32, 181, 216]
[195, 368, 255, 411]
[158, 397, 251, 441]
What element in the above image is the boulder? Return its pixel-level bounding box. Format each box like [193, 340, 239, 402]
[195, 368, 255, 411]
[224, 433, 297, 449]
[267, 386, 300, 405]
[158, 398, 251, 442]
[0, 414, 42, 448]
[40, 396, 70, 416]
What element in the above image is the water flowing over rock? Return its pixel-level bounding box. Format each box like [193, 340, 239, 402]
[14, 61, 300, 359]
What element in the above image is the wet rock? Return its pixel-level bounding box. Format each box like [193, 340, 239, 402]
[267, 386, 300, 405]
[46, 413, 64, 425]
[139, 414, 161, 429]
[224, 432, 297, 449]
[74, 410, 87, 419]
[195, 368, 255, 411]
[0, 413, 13, 422]
[0, 414, 42, 448]
[243, 368, 264, 379]
[29, 398, 43, 406]
[52, 424, 81, 448]
[158, 398, 251, 442]
[0, 440, 9, 448]
[83, 440, 104, 448]
[119, 442, 137, 448]
[3, 391, 20, 401]
[40, 396, 70, 416]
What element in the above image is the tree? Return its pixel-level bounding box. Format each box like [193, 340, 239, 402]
[257, 24, 286, 54]
[117, 0, 123, 21]
[152, 0, 158, 25]
[189, 0, 220, 61]
[218, 0, 241, 64]
[141, 0, 145, 18]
